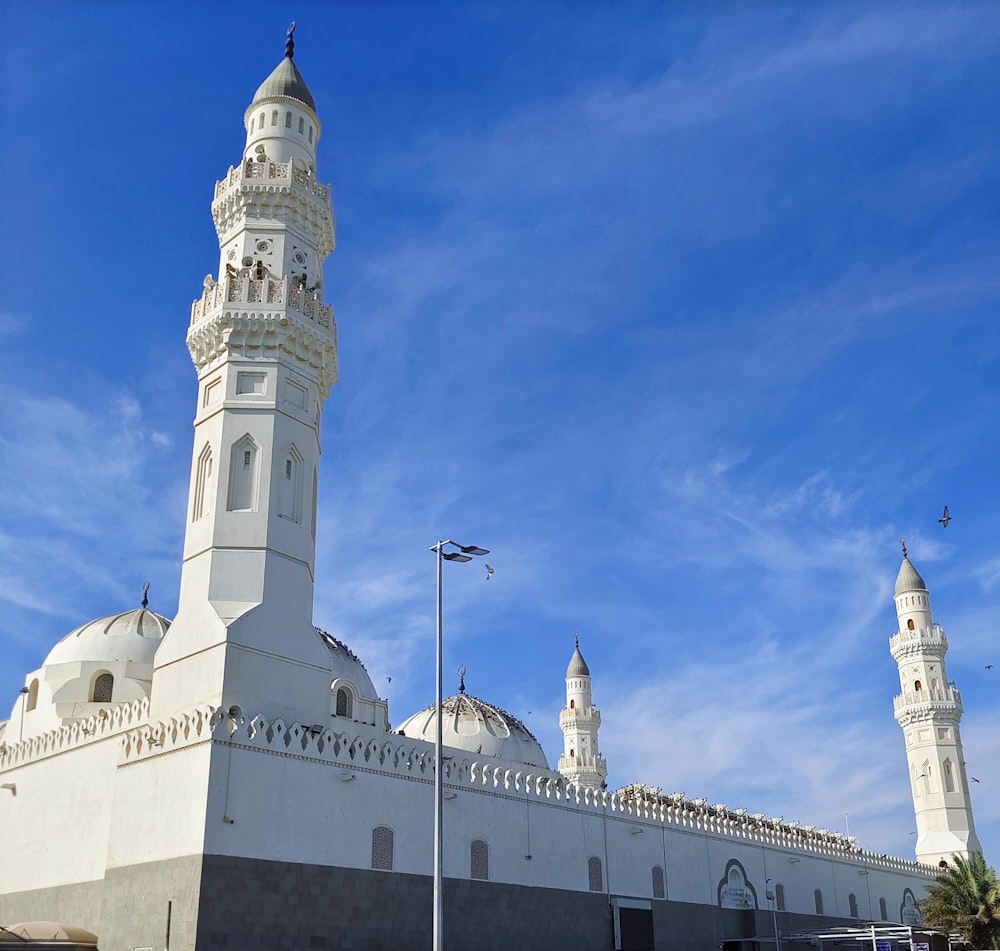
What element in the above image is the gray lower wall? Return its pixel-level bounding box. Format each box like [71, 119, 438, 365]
[0, 878, 105, 936]
[99, 855, 203, 951]
[0, 855, 864, 951]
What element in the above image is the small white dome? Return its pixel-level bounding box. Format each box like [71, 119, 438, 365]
[397, 692, 549, 770]
[43, 609, 170, 667]
[315, 628, 378, 701]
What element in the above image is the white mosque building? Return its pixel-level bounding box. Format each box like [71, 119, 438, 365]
[0, 31, 982, 951]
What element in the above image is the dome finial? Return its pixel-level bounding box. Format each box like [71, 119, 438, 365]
[574, 631, 580, 650]
[141, 580, 150, 609]
[285, 21, 296, 58]
[457, 664, 467, 694]
[900, 536, 908, 559]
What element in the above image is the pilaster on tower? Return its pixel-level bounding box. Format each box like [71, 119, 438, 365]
[152, 28, 338, 725]
[890, 539, 981, 867]
[558, 634, 607, 790]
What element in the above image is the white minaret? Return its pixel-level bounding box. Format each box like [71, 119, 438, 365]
[557, 634, 607, 790]
[890, 539, 982, 867]
[152, 28, 338, 724]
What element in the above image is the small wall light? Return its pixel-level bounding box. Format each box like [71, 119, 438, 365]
[1, 783, 16, 796]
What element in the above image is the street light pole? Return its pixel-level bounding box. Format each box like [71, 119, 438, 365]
[431, 539, 489, 951]
[766, 878, 781, 951]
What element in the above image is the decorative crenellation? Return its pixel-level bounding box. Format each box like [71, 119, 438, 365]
[191, 272, 334, 329]
[182, 707, 937, 876]
[0, 697, 153, 769]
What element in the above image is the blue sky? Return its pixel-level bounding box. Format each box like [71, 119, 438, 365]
[1, 2, 998, 865]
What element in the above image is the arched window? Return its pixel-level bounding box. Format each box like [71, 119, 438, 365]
[814, 889, 824, 915]
[285, 111, 292, 128]
[259, 111, 264, 128]
[775, 883, 785, 911]
[336, 688, 352, 719]
[569, 749, 575, 758]
[308, 125, 313, 143]
[651, 865, 665, 899]
[907, 618, 915, 630]
[849, 893, 859, 918]
[570, 699, 575, 708]
[914, 680, 922, 692]
[310, 467, 318, 540]
[271, 109, 278, 127]
[471, 839, 489, 881]
[298, 116, 304, 134]
[26, 679, 39, 712]
[193, 443, 213, 521]
[588, 856, 603, 892]
[249, 117, 255, 133]
[92, 672, 114, 703]
[371, 826, 393, 871]
[227, 436, 259, 511]
[278, 447, 303, 522]
[879, 897, 888, 921]
[944, 759, 955, 793]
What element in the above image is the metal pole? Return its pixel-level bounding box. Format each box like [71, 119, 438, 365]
[433, 541, 444, 951]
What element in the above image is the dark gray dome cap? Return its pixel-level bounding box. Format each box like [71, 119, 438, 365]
[251, 55, 316, 113]
[895, 556, 927, 596]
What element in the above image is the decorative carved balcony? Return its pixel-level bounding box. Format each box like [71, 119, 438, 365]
[214, 159, 330, 202]
[191, 272, 333, 330]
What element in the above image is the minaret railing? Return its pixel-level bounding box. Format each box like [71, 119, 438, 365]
[213, 159, 330, 202]
[191, 273, 333, 329]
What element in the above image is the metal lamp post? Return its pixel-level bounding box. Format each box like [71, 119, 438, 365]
[766, 878, 781, 951]
[431, 540, 489, 951]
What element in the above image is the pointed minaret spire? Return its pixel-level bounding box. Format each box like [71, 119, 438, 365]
[890, 547, 981, 867]
[557, 634, 607, 790]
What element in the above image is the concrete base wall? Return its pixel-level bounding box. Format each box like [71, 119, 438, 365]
[0, 854, 876, 951]
[0, 878, 105, 936]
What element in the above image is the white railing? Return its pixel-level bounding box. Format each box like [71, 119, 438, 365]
[190, 273, 333, 329]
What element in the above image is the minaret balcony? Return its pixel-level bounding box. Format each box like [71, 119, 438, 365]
[215, 159, 330, 203]
[191, 273, 334, 331]
[559, 706, 601, 726]
[211, 160, 334, 251]
[893, 685, 962, 712]
[889, 624, 947, 659]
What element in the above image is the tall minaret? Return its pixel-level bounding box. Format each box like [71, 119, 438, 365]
[890, 539, 981, 867]
[558, 634, 607, 790]
[152, 27, 338, 723]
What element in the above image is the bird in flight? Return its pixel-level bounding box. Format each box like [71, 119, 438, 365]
[986, 665, 994, 670]
[971, 777, 981, 783]
[485, 564, 494, 580]
[939, 505, 951, 527]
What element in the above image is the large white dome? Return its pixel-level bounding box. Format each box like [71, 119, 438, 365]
[43, 608, 170, 667]
[397, 691, 549, 770]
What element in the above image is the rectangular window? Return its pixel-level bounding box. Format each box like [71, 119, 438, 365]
[236, 372, 266, 395]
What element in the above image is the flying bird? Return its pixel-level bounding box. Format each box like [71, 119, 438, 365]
[939, 505, 951, 527]
[386, 676, 392, 683]
[485, 564, 494, 580]
[971, 777, 980, 783]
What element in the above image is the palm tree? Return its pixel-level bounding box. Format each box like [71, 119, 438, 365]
[919, 852, 1000, 949]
